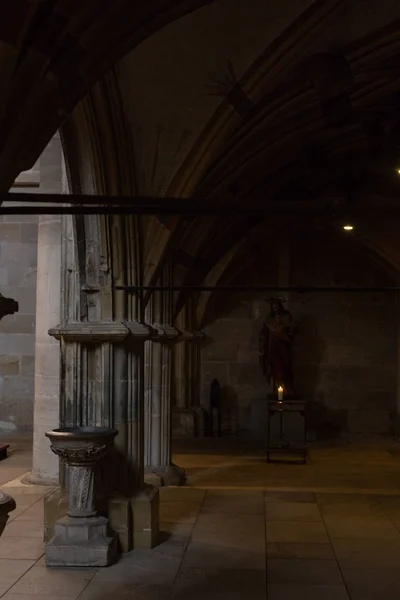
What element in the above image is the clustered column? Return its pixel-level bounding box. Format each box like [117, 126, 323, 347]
[144, 283, 186, 486]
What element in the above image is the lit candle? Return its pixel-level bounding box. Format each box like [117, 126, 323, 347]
[278, 386, 284, 402]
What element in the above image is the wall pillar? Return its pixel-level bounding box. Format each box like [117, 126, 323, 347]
[172, 329, 205, 439]
[27, 215, 61, 484]
[43, 214, 160, 552]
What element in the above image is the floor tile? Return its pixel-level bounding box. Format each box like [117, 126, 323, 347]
[15, 502, 44, 522]
[1, 595, 79, 600]
[159, 502, 201, 524]
[265, 502, 322, 522]
[173, 568, 266, 598]
[159, 522, 194, 544]
[267, 542, 335, 559]
[78, 582, 171, 599]
[316, 494, 383, 516]
[159, 488, 205, 503]
[267, 559, 343, 585]
[388, 514, 400, 530]
[202, 490, 265, 515]
[92, 552, 181, 585]
[192, 513, 266, 545]
[376, 495, 400, 514]
[3, 520, 43, 539]
[8, 565, 94, 596]
[0, 559, 35, 588]
[342, 568, 400, 599]
[7, 508, 28, 523]
[182, 541, 265, 570]
[2, 494, 45, 510]
[266, 491, 316, 503]
[268, 583, 350, 599]
[267, 521, 329, 544]
[323, 514, 400, 539]
[332, 538, 400, 568]
[0, 538, 44, 560]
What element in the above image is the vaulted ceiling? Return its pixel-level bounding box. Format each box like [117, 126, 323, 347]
[2, 0, 400, 322]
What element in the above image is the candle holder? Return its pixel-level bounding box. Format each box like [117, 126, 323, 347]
[45, 426, 119, 567]
[0, 492, 16, 537]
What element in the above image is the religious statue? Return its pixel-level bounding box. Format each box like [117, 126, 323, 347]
[259, 296, 296, 396]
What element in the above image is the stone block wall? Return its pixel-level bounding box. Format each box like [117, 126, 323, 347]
[0, 135, 62, 433]
[201, 229, 398, 439]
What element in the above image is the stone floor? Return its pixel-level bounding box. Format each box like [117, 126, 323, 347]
[2, 437, 400, 598]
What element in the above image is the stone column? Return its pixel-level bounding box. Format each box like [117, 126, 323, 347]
[173, 308, 188, 409]
[44, 320, 159, 552]
[144, 324, 186, 486]
[171, 295, 206, 438]
[27, 214, 61, 484]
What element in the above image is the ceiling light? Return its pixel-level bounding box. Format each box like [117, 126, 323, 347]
[343, 224, 354, 231]
[397, 168, 400, 175]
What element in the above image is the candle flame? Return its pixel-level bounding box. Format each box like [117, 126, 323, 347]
[278, 386, 283, 392]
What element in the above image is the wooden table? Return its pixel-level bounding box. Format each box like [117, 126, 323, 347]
[266, 399, 307, 464]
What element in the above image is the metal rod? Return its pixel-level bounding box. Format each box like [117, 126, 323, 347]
[116, 285, 400, 293]
[2, 192, 400, 216]
[3, 204, 400, 216]
[0, 206, 266, 216]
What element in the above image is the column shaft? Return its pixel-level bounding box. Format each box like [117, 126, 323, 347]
[30, 215, 61, 484]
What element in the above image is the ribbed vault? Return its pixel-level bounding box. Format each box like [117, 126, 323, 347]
[0, 0, 217, 191]
[19, 0, 400, 328]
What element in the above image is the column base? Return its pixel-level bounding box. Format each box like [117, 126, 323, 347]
[22, 471, 59, 487]
[44, 485, 160, 553]
[144, 464, 186, 487]
[45, 516, 118, 567]
[130, 485, 160, 549]
[44, 488, 68, 543]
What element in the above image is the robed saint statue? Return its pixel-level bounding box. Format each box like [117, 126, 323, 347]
[259, 297, 296, 396]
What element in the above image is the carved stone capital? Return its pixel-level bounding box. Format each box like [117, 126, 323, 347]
[49, 321, 130, 343]
[49, 320, 157, 349]
[152, 323, 180, 342]
[50, 444, 108, 466]
[192, 330, 206, 342]
[124, 321, 157, 341]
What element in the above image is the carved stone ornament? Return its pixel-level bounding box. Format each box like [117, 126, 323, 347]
[45, 427, 119, 567]
[50, 444, 107, 466]
[45, 427, 117, 517]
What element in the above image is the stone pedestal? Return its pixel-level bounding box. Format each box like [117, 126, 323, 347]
[0, 492, 16, 537]
[47, 516, 118, 567]
[45, 426, 118, 567]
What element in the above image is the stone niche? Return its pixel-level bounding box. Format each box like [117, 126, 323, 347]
[200, 229, 398, 440]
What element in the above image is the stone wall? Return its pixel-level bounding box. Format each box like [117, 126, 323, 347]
[201, 229, 398, 439]
[0, 135, 63, 434]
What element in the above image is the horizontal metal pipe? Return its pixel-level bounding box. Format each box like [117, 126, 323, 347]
[2, 204, 400, 217]
[116, 285, 400, 293]
[2, 192, 400, 216]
